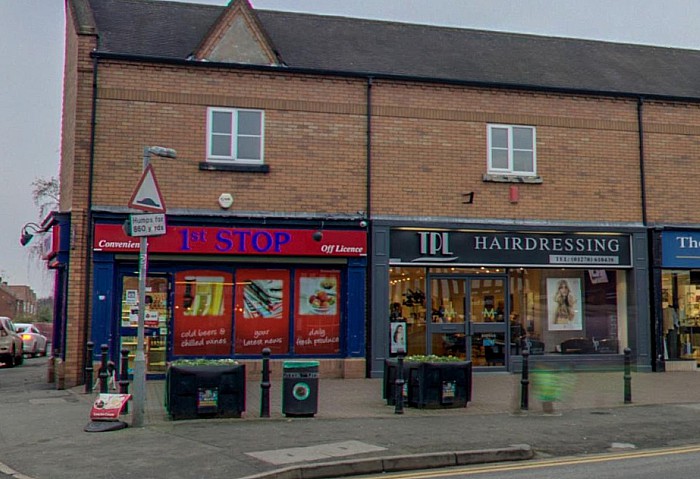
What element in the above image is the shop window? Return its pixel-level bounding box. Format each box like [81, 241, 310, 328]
[294, 269, 342, 355]
[206, 107, 264, 165]
[508, 268, 629, 356]
[662, 270, 700, 363]
[389, 267, 427, 356]
[173, 271, 233, 356]
[234, 269, 290, 354]
[120, 275, 169, 374]
[486, 124, 539, 180]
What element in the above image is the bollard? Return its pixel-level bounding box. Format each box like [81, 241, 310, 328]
[260, 348, 271, 418]
[520, 349, 530, 411]
[624, 347, 632, 404]
[98, 344, 109, 394]
[84, 341, 95, 394]
[394, 349, 406, 414]
[119, 348, 130, 413]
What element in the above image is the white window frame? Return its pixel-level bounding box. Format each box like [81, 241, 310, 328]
[487, 124, 536, 176]
[206, 107, 265, 164]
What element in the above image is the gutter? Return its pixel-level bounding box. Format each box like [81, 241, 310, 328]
[91, 51, 700, 105]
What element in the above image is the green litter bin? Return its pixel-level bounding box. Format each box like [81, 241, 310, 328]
[282, 361, 319, 417]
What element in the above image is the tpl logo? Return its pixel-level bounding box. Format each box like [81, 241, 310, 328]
[418, 232, 453, 256]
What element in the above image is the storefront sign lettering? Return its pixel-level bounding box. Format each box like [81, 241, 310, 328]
[473, 235, 620, 253]
[390, 230, 632, 267]
[94, 224, 366, 257]
[662, 231, 700, 268]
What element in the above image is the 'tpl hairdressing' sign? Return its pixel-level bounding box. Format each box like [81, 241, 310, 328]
[390, 230, 632, 267]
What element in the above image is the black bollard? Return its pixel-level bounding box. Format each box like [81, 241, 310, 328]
[119, 348, 130, 413]
[624, 347, 632, 404]
[520, 349, 530, 411]
[98, 344, 109, 394]
[394, 349, 406, 414]
[260, 348, 271, 418]
[84, 341, 95, 394]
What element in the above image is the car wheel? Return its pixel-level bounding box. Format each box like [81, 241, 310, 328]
[6, 349, 16, 368]
[31, 345, 39, 358]
[15, 348, 23, 366]
[0, 354, 10, 368]
[41, 344, 49, 357]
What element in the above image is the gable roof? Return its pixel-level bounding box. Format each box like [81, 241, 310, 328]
[84, 0, 700, 100]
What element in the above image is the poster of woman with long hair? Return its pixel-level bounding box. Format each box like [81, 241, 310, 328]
[547, 278, 582, 331]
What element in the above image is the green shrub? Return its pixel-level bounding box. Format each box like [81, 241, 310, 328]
[404, 354, 464, 363]
[170, 359, 239, 367]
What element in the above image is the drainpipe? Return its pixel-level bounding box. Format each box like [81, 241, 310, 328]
[637, 97, 647, 226]
[365, 76, 373, 377]
[80, 55, 99, 385]
[638, 97, 660, 371]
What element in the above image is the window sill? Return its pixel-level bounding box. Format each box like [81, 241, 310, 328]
[482, 173, 542, 184]
[199, 162, 270, 173]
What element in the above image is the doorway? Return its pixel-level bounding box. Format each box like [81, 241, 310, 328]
[428, 275, 509, 368]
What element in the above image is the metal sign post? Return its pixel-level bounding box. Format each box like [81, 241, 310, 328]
[129, 146, 175, 427]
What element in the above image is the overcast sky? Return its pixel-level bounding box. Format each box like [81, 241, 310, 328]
[3, 0, 700, 298]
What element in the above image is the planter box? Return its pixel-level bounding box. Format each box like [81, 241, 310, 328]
[165, 364, 246, 420]
[384, 359, 472, 409]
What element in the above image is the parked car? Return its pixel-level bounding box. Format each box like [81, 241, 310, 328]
[14, 323, 48, 358]
[31, 322, 53, 344]
[0, 316, 24, 367]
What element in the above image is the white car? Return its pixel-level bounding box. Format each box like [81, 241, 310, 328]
[14, 323, 48, 358]
[0, 316, 24, 366]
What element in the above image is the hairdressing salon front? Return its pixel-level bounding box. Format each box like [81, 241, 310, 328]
[370, 225, 651, 376]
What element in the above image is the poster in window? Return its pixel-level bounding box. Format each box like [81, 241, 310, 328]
[294, 270, 341, 355]
[121, 276, 168, 329]
[234, 269, 290, 354]
[390, 322, 407, 354]
[173, 270, 233, 356]
[547, 277, 583, 331]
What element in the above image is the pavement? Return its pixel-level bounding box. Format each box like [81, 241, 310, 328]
[6, 362, 700, 479]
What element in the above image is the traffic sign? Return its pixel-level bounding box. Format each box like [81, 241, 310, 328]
[128, 213, 167, 237]
[128, 164, 166, 213]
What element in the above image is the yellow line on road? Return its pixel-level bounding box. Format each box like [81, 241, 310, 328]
[373, 445, 700, 479]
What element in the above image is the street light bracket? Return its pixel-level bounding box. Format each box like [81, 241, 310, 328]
[20, 222, 46, 246]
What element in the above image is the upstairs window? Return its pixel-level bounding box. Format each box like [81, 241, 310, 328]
[207, 108, 264, 164]
[487, 124, 536, 176]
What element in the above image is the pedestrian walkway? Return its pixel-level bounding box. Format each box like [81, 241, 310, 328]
[4, 368, 700, 479]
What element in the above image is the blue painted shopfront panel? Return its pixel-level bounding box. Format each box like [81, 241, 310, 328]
[662, 231, 700, 268]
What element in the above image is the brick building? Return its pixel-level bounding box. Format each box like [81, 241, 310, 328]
[52, 0, 700, 388]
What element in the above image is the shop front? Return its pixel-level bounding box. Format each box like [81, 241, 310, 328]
[370, 225, 651, 376]
[657, 230, 700, 370]
[90, 222, 367, 378]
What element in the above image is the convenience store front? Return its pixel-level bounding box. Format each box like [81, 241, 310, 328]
[91, 222, 367, 378]
[370, 226, 651, 376]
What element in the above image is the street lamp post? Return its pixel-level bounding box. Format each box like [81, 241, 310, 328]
[131, 146, 176, 428]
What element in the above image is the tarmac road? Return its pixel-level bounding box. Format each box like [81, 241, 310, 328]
[4, 362, 700, 479]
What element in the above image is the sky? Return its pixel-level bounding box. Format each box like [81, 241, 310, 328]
[4, 0, 700, 298]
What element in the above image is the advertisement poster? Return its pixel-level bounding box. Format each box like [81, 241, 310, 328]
[173, 270, 233, 356]
[90, 394, 131, 421]
[234, 269, 290, 354]
[390, 322, 407, 354]
[294, 270, 341, 355]
[121, 276, 168, 328]
[547, 277, 583, 331]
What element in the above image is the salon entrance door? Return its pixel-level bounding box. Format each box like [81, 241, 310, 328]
[428, 276, 508, 368]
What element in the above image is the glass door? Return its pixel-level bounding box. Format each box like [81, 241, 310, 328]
[428, 276, 468, 359]
[469, 277, 508, 368]
[427, 275, 509, 368]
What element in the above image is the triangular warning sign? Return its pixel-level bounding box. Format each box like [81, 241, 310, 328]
[128, 164, 166, 213]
